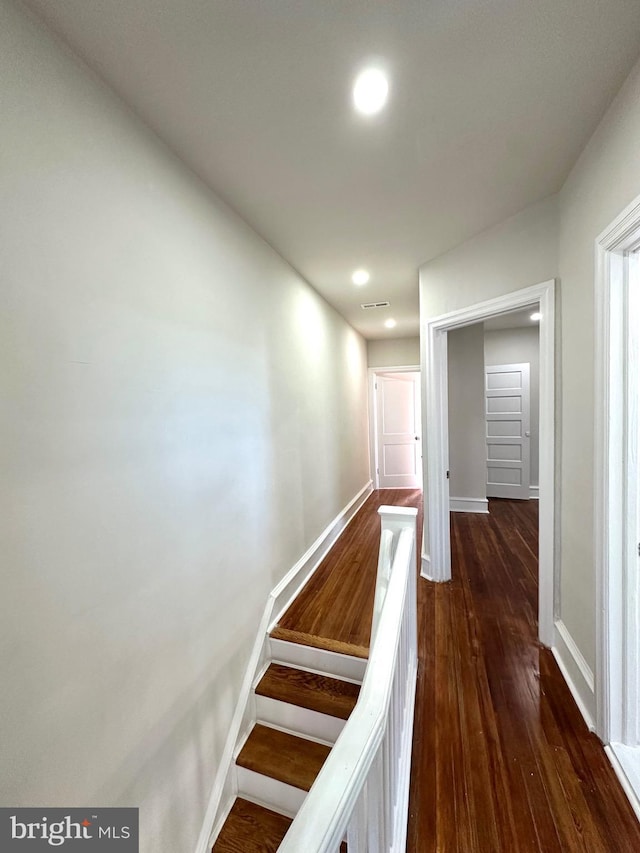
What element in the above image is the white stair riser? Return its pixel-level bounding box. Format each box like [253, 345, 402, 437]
[268, 638, 366, 682]
[255, 695, 345, 744]
[236, 765, 306, 816]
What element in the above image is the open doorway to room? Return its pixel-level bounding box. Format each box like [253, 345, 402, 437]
[446, 310, 540, 514]
[369, 365, 422, 490]
[483, 311, 540, 502]
[422, 280, 555, 647]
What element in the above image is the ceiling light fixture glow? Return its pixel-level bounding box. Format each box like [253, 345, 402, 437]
[353, 67, 389, 115]
[384, 318, 397, 329]
[352, 269, 370, 286]
[530, 312, 542, 321]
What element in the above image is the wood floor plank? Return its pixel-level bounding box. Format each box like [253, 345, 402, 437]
[256, 663, 360, 719]
[268, 627, 369, 659]
[211, 798, 291, 853]
[236, 724, 331, 791]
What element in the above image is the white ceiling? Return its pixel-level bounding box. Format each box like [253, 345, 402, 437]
[23, 0, 640, 339]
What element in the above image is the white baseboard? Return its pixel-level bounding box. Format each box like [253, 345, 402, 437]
[552, 619, 596, 732]
[449, 497, 489, 513]
[420, 556, 450, 582]
[529, 485, 539, 499]
[606, 743, 640, 823]
[421, 548, 453, 583]
[195, 480, 373, 853]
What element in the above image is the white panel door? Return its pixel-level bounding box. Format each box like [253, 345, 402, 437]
[485, 363, 530, 499]
[376, 372, 422, 488]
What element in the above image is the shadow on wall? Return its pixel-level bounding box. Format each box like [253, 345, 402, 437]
[263, 282, 370, 587]
[92, 643, 250, 851]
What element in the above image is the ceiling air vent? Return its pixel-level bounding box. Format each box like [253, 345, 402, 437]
[361, 301, 390, 309]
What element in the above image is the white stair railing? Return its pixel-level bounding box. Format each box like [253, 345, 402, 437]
[278, 505, 418, 853]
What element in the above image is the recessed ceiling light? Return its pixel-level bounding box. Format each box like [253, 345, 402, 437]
[352, 269, 370, 286]
[384, 318, 397, 329]
[530, 312, 542, 321]
[353, 67, 389, 115]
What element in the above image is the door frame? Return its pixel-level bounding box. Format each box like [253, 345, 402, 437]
[422, 279, 556, 648]
[595, 194, 640, 745]
[368, 364, 421, 490]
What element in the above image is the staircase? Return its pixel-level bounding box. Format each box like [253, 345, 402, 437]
[211, 637, 365, 852]
[207, 505, 418, 853]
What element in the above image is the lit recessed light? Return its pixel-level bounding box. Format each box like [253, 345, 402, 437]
[530, 312, 542, 321]
[352, 269, 370, 286]
[384, 318, 397, 329]
[353, 67, 389, 115]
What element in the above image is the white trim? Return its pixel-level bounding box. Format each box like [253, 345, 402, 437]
[420, 549, 431, 580]
[449, 497, 489, 513]
[194, 480, 373, 853]
[594, 193, 640, 747]
[606, 744, 640, 823]
[422, 280, 556, 645]
[368, 365, 421, 490]
[424, 324, 450, 581]
[529, 485, 539, 499]
[552, 619, 596, 731]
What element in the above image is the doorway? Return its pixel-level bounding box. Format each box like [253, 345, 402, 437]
[422, 279, 556, 647]
[369, 366, 422, 490]
[446, 317, 540, 512]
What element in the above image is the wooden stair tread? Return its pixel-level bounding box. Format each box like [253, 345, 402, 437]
[256, 663, 360, 720]
[237, 723, 331, 791]
[269, 626, 369, 659]
[211, 798, 291, 853]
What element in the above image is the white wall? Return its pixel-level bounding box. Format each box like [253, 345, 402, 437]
[484, 326, 540, 486]
[447, 325, 487, 504]
[557, 55, 640, 671]
[419, 196, 559, 319]
[0, 2, 370, 850]
[367, 336, 420, 368]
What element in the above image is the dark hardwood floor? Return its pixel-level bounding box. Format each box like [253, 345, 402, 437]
[276, 489, 640, 851]
[407, 497, 640, 852]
